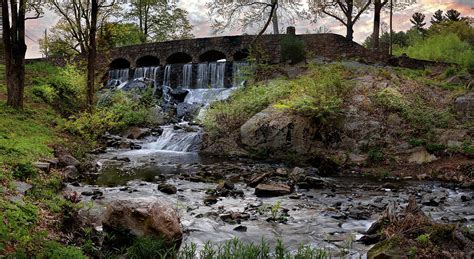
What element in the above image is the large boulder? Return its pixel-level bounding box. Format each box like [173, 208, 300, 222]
[102, 197, 182, 244]
[240, 107, 324, 155]
[123, 127, 151, 139]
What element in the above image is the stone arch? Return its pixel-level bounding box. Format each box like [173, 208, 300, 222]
[109, 58, 131, 69]
[233, 49, 250, 61]
[166, 52, 192, 64]
[136, 55, 160, 67]
[199, 50, 227, 62]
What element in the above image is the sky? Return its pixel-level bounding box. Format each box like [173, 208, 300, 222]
[25, 0, 474, 58]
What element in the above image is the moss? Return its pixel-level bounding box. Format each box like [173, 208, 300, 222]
[367, 237, 404, 259]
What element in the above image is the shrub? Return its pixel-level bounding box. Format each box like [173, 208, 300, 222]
[368, 148, 385, 163]
[281, 35, 306, 64]
[64, 91, 152, 140]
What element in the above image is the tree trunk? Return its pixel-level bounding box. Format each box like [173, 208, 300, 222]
[389, 0, 393, 55]
[373, 0, 383, 49]
[272, 0, 279, 34]
[86, 0, 98, 111]
[345, 1, 354, 41]
[3, 0, 27, 109]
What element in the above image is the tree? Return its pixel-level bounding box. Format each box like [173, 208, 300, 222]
[207, 0, 305, 35]
[372, 0, 388, 49]
[410, 12, 426, 33]
[431, 9, 444, 24]
[97, 23, 142, 49]
[48, 0, 118, 54]
[2, 0, 42, 109]
[445, 9, 461, 22]
[309, 0, 372, 41]
[48, 0, 117, 110]
[126, 0, 194, 43]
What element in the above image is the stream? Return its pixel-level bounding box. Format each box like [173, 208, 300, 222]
[76, 60, 474, 257]
[66, 131, 474, 258]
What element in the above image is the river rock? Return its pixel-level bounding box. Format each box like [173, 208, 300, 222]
[123, 127, 151, 139]
[102, 197, 182, 244]
[158, 183, 177, 195]
[255, 183, 292, 197]
[170, 89, 189, 103]
[407, 147, 437, 164]
[63, 165, 79, 181]
[240, 106, 324, 155]
[247, 173, 270, 188]
[454, 91, 474, 122]
[58, 154, 80, 167]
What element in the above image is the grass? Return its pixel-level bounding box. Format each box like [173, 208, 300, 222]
[202, 64, 350, 137]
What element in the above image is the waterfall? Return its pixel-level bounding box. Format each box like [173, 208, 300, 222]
[144, 125, 202, 152]
[209, 62, 226, 88]
[152, 67, 161, 96]
[232, 61, 248, 87]
[134, 66, 160, 80]
[196, 63, 209, 88]
[109, 68, 129, 82]
[182, 64, 193, 89]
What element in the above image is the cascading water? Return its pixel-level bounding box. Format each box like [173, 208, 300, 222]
[232, 61, 248, 87]
[182, 64, 193, 89]
[208, 62, 226, 88]
[144, 124, 202, 152]
[162, 65, 172, 103]
[196, 63, 209, 88]
[109, 68, 129, 82]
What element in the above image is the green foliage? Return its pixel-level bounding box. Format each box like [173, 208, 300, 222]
[281, 35, 306, 64]
[396, 33, 474, 69]
[98, 22, 143, 49]
[12, 163, 38, 181]
[373, 87, 454, 131]
[203, 64, 349, 137]
[275, 64, 349, 122]
[37, 241, 86, 259]
[29, 64, 87, 117]
[127, 236, 176, 259]
[64, 90, 154, 141]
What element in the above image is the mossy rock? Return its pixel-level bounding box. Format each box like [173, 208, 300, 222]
[367, 237, 406, 259]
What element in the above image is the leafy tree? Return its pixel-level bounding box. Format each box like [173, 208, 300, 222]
[309, 0, 372, 41]
[207, 0, 306, 35]
[47, 0, 119, 54]
[2, 0, 42, 109]
[431, 9, 444, 24]
[410, 12, 426, 33]
[97, 23, 143, 49]
[363, 30, 409, 49]
[126, 0, 194, 43]
[428, 20, 474, 45]
[445, 9, 461, 22]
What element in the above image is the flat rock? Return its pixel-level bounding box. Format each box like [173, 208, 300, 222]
[158, 183, 177, 195]
[255, 183, 292, 197]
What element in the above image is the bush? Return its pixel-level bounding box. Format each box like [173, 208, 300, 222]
[281, 35, 306, 64]
[64, 91, 153, 140]
[275, 64, 349, 122]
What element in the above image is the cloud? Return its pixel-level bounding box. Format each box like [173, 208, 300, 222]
[25, 0, 474, 58]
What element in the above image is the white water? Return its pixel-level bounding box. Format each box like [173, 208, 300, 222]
[183, 64, 193, 89]
[109, 68, 129, 83]
[144, 125, 202, 153]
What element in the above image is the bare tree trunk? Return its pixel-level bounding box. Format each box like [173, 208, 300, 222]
[272, 0, 279, 34]
[345, 1, 354, 41]
[389, 0, 393, 55]
[86, 0, 98, 111]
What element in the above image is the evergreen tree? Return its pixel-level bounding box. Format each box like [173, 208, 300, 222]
[445, 9, 461, 21]
[431, 10, 444, 24]
[410, 12, 426, 33]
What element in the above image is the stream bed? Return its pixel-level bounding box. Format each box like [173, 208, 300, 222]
[66, 138, 474, 258]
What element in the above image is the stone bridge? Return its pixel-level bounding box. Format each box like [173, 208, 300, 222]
[108, 29, 386, 69]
